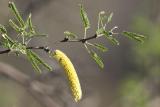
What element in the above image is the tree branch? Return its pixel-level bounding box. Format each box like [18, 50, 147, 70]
[60, 34, 97, 43]
[0, 34, 98, 54]
[0, 46, 50, 54]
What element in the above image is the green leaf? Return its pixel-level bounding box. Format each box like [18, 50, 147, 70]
[29, 50, 52, 71]
[9, 19, 20, 32]
[26, 50, 52, 73]
[90, 51, 104, 69]
[96, 28, 104, 35]
[27, 50, 42, 73]
[99, 11, 108, 23]
[123, 31, 146, 43]
[8, 2, 25, 27]
[101, 15, 108, 22]
[64, 31, 77, 39]
[0, 26, 15, 49]
[79, 4, 90, 29]
[93, 43, 108, 52]
[1, 34, 14, 44]
[107, 12, 113, 23]
[25, 14, 47, 38]
[0, 24, 7, 34]
[27, 13, 36, 34]
[16, 43, 26, 54]
[103, 30, 119, 45]
[1, 38, 13, 49]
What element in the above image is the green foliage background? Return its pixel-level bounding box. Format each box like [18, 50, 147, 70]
[119, 1, 160, 106]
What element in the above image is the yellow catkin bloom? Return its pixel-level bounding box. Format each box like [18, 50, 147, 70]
[52, 50, 82, 102]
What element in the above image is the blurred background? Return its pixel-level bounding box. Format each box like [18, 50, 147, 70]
[0, 0, 160, 107]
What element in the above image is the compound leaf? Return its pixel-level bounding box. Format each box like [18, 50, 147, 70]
[8, 2, 25, 27]
[0, 24, 7, 34]
[64, 31, 77, 39]
[26, 50, 41, 73]
[93, 43, 108, 52]
[107, 12, 113, 23]
[80, 4, 90, 29]
[123, 31, 146, 43]
[9, 19, 20, 32]
[103, 30, 119, 45]
[30, 50, 52, 71]
[90, 51, 104, 69]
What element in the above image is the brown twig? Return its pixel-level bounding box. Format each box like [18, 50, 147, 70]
[0, 33, 98, 54]
[0, 46, 50, 54]
[60, 34, 97, 43]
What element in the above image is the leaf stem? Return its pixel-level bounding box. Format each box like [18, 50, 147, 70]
[84, 28, 87, 39]
[84, 43, 91, 54]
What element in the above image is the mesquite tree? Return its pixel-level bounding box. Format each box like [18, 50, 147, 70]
[0, 1, 145, 103]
